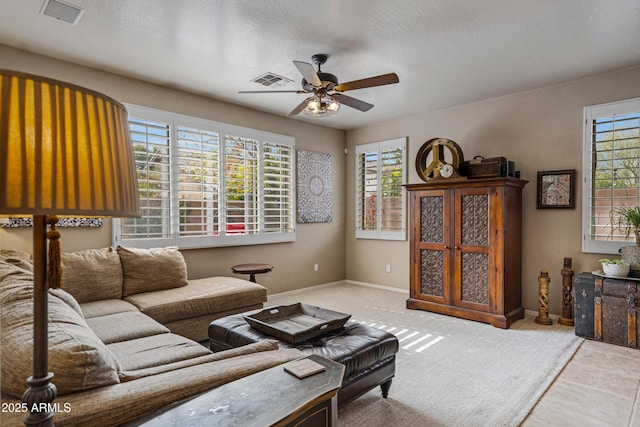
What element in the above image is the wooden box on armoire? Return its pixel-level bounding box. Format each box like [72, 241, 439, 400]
[405, 177, 527, 329]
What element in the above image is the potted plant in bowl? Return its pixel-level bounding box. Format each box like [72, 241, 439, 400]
[611, 206, 640, 267]
[611, 206, 640, 245]
[599, 258, 630, 277]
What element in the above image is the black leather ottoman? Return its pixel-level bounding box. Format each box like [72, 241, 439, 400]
[208, 311, 399, 407]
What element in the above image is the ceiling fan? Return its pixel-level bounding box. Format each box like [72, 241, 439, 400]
[239, 54, 399, 118]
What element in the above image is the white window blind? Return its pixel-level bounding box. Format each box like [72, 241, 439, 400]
[263, 141, 294, 234]
[224, 134, 259, 235]
[120, 117, 171, 241]
[177, 126, 220, 238]
[582, 98, 640, 253]
[113, 105, 295, 249]
[355, 137, 406, 240]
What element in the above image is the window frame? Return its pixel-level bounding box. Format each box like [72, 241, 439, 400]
[355, 137, 407, 241]
[582, 97, 640, 254]
[113, 104, 296, 249]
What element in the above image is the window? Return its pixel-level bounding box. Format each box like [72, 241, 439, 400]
[582, 98, 640, 253]
[355, 137, 407, 240]
[114, 105, 295, 249]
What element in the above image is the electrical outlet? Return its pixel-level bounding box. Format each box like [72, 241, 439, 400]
[314, 264, 319, 272]
[386, 264, 391, 273]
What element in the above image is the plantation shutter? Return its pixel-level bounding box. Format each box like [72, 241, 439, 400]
[177, 126, 220, 238]
[263, 141, 294, 234]
[356, 146, 379, 234]
[355, 138, 406, 240]
[224, 135, 259, 235]
[583, 98, 640, 253]
[380, 144, 405, 233]
[120, 116, 172, 241]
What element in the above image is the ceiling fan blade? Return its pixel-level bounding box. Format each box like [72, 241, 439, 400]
[293, 61, 322, 87]
[331, 93, 374, 112]
[239, 90, 307, 94]
[334, 73, 399, 92]
[288, 99, 309, 117]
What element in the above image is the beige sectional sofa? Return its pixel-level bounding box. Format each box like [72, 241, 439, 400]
[62, 246, 268, 342]
[0, 248, 303, 426]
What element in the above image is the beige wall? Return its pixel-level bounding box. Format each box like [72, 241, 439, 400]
[346, 66, 640, 315]
[3, 43, 640, 315]
[0, 44, 346, 295]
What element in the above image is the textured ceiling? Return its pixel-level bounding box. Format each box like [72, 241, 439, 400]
[1, 0, 639, 130]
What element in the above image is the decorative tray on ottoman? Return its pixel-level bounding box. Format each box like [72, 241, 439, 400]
[244, 303, 351, 344]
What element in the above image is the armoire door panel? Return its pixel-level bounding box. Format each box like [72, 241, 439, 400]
[453, 188, 493, 311]
[420, 249, 445, 300]
[420, 194, 445, 243]
[414, 191, 451, 303]
[458, 251, 491, 309]
[459, 193, 490, 246]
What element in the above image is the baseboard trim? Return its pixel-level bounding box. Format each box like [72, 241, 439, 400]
[344, 280, 409, 295]
[268, 280, 409, 299]
[524, 309, 560, 321]
[268, 280, 346, 299]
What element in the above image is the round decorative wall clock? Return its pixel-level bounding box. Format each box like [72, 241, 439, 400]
[415, 138, 465, 181]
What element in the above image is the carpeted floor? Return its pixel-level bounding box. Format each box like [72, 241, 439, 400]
[267, 283, 583, 427]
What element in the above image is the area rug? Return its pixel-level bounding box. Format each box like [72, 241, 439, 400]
[267, 283, 583, 427]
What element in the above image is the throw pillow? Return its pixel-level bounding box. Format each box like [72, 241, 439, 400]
[1, 269, 120, 398]
[61, 247, 123, 303]
[0, 249, 33, 272]
[117, 246, 188, 297]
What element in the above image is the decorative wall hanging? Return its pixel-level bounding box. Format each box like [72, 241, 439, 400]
[297, 150, 332, 223]
[536, 169, 576, 209]
[415, 137, 465, 182]
[1, 218, 103, 228]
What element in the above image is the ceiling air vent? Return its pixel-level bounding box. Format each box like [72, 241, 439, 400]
[251, 73, 294, 88]
[40, 0, 85, 25]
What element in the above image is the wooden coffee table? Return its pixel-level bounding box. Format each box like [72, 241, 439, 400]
[127, 355, 344, 427]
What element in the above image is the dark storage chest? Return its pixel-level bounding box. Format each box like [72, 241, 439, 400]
[594, 275, 639, 348]
[573, 273, 640, 349]
[573, 273, 595, 339]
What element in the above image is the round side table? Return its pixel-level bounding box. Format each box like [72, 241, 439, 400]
[231, 263, 273, 283]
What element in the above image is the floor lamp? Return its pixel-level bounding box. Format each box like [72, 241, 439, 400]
[0, 70, 140, 426]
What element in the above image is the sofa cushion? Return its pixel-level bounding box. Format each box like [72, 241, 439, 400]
[0, 262, 120, 398]
[163, 304, 264, 342]
[86, 311, 170, 344]
[118, 339, 280, 381]
[80, 299, 140, 319]
[61, 247, 123, 303]
[107, 333, 211, 372]
[124, 277, 267, 324]
[49, 287, 84, 318]
[118, 246, 188, 297]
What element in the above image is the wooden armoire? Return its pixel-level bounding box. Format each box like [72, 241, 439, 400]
[405, 177, 528, 328]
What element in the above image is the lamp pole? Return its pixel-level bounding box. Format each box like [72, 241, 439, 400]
[22, 215, 57, 426]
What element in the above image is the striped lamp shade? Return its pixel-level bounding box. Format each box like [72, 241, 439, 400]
[0, 69, 139, 217]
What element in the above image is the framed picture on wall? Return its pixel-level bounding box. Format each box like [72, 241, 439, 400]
[536, 169, 576, 209]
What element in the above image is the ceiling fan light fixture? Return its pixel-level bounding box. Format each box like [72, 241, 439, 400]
[302, 95, 340, 118]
